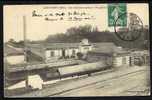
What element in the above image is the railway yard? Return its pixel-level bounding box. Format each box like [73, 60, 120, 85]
[4, 41, 150, 97]
[7, 65, 150, 97]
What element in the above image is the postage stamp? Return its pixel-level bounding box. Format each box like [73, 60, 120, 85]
[108, 3, 127, 27]
[108, 3, 143, 41]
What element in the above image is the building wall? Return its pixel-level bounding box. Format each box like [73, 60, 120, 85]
[86, 53, 113, 66]
[125, 55, 130, 65]
[75, 49, 79, 55]
[45, 48, 79, 60]
[113, 55, 130, 67]
[65, 48, 79, 57]
[45, 49, 62, 58]
[130, 54, 149, 66]
[6, 55, 25, 65]
[79, 45, 92, 54]
[44, 45, 92, 62]
[45, 49, 62, 62]
[113, 56, 122, 67]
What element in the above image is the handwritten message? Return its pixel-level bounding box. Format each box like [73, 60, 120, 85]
[32, 10, 96, 21]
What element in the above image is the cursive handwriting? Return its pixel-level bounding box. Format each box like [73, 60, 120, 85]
[32, 10, 95, 21]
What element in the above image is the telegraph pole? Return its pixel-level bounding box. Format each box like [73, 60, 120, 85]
[23, 15, 27, 62]
[23, 15, 28, 88]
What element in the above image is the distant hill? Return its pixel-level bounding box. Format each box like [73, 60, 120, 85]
[44, 25, 149, 49]
[6, 25, 149, 50]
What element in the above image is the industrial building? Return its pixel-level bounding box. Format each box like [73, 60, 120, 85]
[27, 39, 92, 63]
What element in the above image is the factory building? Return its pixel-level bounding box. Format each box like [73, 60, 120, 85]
[27, 39, 92, 63]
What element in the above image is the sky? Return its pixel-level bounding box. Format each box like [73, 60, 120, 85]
[3, 3, 149, 42]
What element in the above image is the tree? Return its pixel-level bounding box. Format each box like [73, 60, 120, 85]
[43, 24, 149, 50]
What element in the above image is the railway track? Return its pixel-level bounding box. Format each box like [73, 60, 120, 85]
[12, 66, 147, 97]
[50, 69, 146, 96]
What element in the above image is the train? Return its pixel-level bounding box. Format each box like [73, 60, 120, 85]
[42, 61, 111, 81]
[5, 61, 112, 86]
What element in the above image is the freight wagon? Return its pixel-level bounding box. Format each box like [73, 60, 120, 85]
[43, 61, 111, 80]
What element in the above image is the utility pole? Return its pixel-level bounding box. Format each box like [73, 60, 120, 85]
[23, 15, 28, 88]
[23, 16, 27, 61]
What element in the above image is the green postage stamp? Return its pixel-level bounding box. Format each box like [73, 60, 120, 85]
[108, 3, 127, 26]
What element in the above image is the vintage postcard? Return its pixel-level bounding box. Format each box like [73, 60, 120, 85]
[3, 3, 150, 97]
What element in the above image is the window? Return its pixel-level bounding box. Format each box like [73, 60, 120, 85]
[50, 51, 54, 57]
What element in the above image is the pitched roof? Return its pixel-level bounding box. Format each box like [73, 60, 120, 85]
[91, 42, 129, 54]
[27, 43, 80, 50]
[4, 44, 24, 56]
[91, 42, 116, 54]
[45, 43, 80, 49]
[27, 42, 129, 55]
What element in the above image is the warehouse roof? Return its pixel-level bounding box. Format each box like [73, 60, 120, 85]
[28, 42, 114, 50]
[45, 43, 80, 49]
[27, 42, 129, 57]
[27, 39, 92, 50]
[90, 42, 129, 54]
[4, 44, 24, 56]
[27, 43, 80, 50]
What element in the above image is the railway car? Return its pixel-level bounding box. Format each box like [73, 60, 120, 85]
[6, 61, 112, 85]
[58, 61, 110, 78]
[44, 61, 111, 80]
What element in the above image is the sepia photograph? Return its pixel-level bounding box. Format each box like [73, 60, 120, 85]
[3, 3, 150, 97]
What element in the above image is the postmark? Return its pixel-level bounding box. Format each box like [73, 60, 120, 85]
[114, 12, 143, 41]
